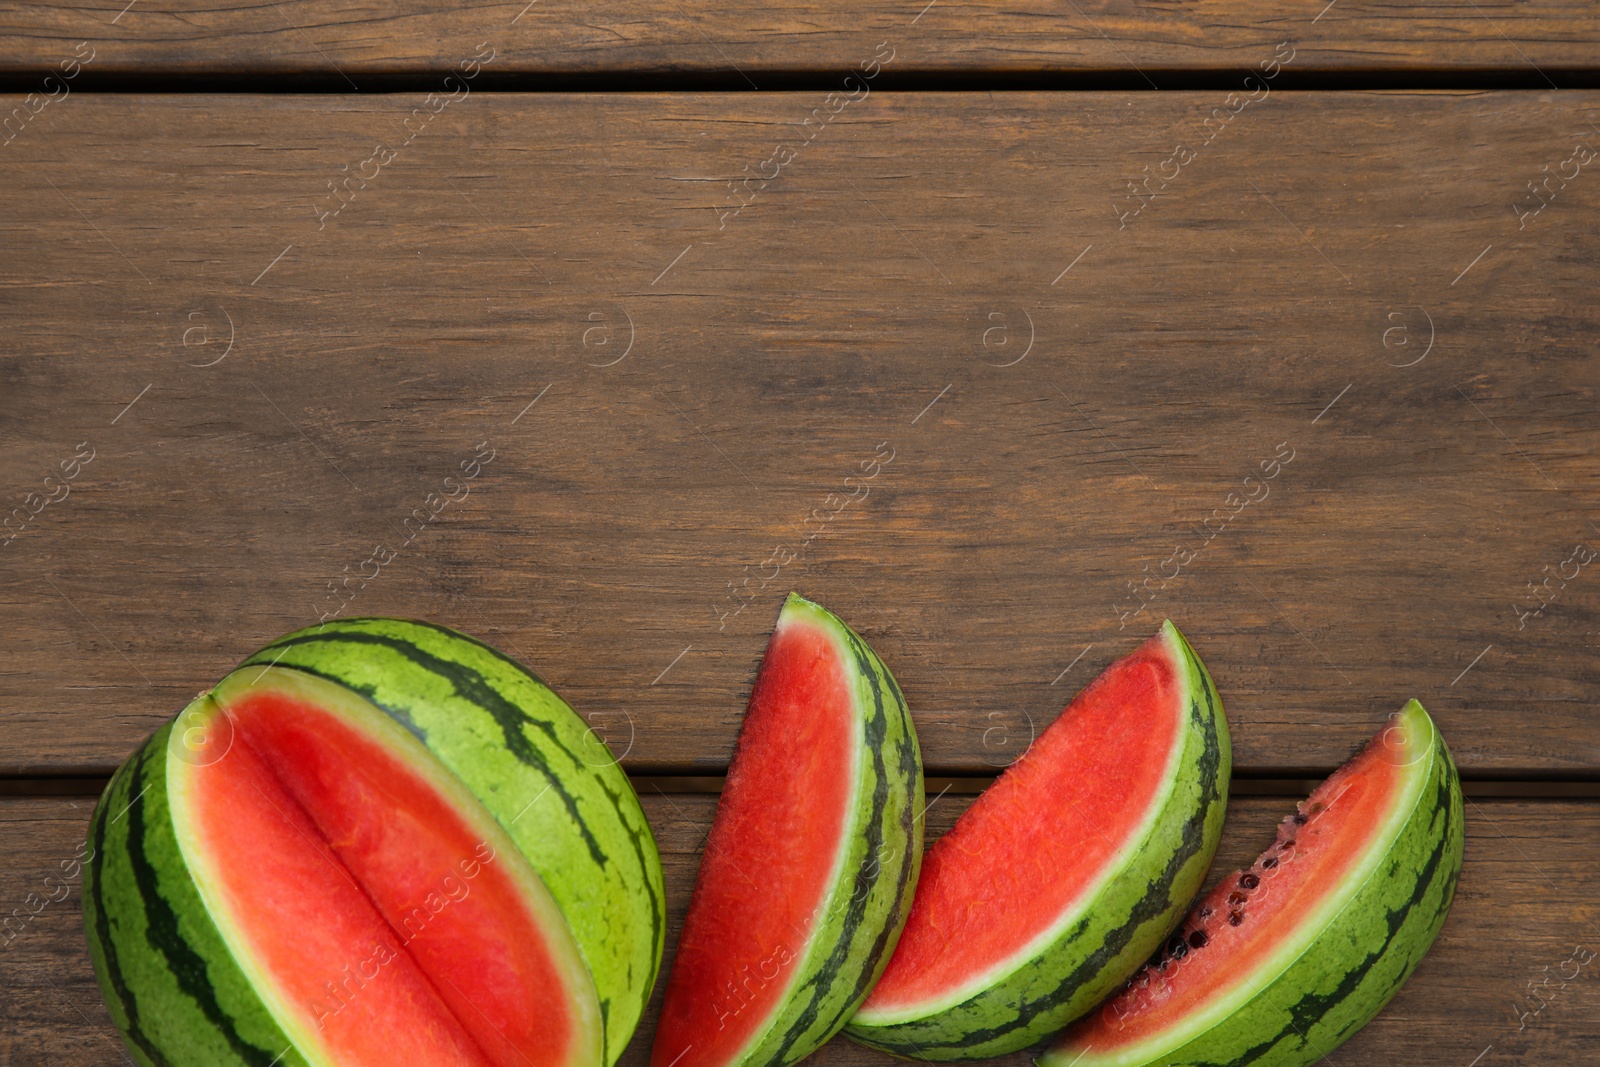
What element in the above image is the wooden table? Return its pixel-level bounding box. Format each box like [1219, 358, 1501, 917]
[2, 3, 1597, 1063]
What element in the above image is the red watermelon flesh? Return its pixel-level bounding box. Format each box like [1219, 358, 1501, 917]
[653, 613, 858, 1067]
[171, 669, 600, 1067]
[861, 629, 1183, 1015]
[1064, 706, 1429, 1055]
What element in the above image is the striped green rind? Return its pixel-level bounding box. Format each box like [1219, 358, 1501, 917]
[82, 719, 308, 1067]
[718, 592, 926, 1067]
[238, 617, 665, 1066]
[1041, 699, 1464, 1067]
[846, 620, 1231, 1061]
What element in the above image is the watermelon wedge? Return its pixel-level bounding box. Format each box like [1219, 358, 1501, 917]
[1042, 699, 1464, 1067]
[847, 621, 1229, 1060]
[238, 617, 665, 1065]
[652, 593, 924, 1067]
[85, 665, 602, 1067]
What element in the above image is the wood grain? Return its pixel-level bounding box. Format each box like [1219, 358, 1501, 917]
[5, 1, 1600, 81]
[3, 792, 1596, 1064]
[1, 91, 1598, 778]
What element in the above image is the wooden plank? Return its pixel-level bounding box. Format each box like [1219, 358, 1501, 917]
[5, 2, 1600, 81]
[3, 793, 1596, 1063]
[1, 91, 1598, 778]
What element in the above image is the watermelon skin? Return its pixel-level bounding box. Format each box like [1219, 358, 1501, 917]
[84, 719, 307, 1067]
[1041, 700, 1464, 1067]
[652, 593, 924, 1067]
[237, 617, 665, 1067]
[846, 622, 1230, 1061]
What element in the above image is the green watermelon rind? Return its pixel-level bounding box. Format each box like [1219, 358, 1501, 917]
[83, 718, 311, 1067]
[237, 617, 666, 1067]
[711, 592, 927, 1067]
[1042, 699, 1465, 1067]
[845, 620, 1231, 1061]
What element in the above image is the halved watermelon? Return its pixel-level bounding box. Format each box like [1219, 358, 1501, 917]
[651, 593, 924, 1067]
[847, 621, 1229, 1060]
[84, 665, 603, 1067]
[238, 617, 666, 1065]
[1042, 699, 1463, 1067]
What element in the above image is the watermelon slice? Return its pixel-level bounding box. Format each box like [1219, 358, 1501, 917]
[1042, 699, 1464, 1067]
[84, 665, 603, 1067]
[651, 593, 924, 1067]
[847, 621, 1229, 1060]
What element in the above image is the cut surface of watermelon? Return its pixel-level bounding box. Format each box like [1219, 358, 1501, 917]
[1043, 699, 1463, 1067]
[169, 667, 601, 1067]
[652, 593, 923, 1067]
[847, 620, 1228, 1059]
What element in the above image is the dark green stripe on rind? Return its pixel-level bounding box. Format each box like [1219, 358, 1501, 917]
[734, 594, 925, 1067]
[85, 743, 171, 1067]
[239, 617, 665, 1067]
[1106, 706, 1465, 1067]
[846, 622, 1231, 1061]
[82, 723, 306, 1067]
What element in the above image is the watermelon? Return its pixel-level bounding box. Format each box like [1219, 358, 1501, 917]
[652, 592, 924, 1067]
[84, 664, 602, 1067]
[237, 617, 665, 1064]
[1042, 698, 1463, 1067]
[847, 620, 1229, 1061]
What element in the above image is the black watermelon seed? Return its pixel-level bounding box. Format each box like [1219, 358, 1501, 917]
[1239, 873, 1261, 889]
[1228, 891, 1247, 905]
[1199, 906, 1214, 919]
[1168, 936, 1188, 960]
[1228, 910, 1244, 926]
[1188, 930, 1209, 950]
[1293, 812, 1309, 825]
[1262, 856, 1279, 869]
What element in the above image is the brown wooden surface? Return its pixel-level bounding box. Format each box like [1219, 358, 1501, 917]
[5, 0, 1597, 1061]
[2, 791, 1596, 1064]
[2, 91, 1598, 778]
[6, 1, 1600, 80]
